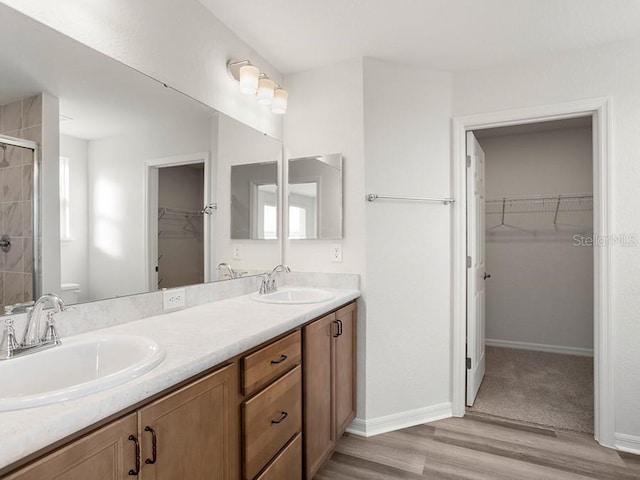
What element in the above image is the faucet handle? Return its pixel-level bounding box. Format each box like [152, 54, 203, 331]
[41, 312, 61, 345]
[258, 274, 270, 294]
[1, 318, 19, 358]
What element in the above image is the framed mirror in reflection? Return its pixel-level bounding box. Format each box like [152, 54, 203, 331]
[230, 162, 278, 240]
[0, 5, 282, 312]
[288, 154, 343, 239]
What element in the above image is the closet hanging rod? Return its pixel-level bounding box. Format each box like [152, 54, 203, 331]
[366, 194, 455, 205]
[486, 193, 592, 202]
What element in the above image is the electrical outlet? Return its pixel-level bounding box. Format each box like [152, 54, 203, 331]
[232, 244, 242, 260]
[330, 244, 343, 263]
[163, 288, 185, 310]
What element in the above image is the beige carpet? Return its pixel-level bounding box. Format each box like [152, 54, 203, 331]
[467, 346, 594, 433]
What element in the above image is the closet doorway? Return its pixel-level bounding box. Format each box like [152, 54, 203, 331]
[143, 153, 212, 291]
[452, 98, 614, 447]
[466, 118, 594, 433]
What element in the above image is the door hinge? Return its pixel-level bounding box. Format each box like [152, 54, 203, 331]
[466, 256, 472, 268]
[466, 155, 472, 168]
[466, 357, 472, 369]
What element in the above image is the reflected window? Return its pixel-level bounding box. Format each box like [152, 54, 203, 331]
[289, 182, 318, 239]
[256, 184, 277, 239]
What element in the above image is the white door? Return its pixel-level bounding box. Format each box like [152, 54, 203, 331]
[466, 131, 487, 406]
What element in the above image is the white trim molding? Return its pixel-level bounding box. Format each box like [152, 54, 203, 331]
[615, 434, 640, 455]
[451, 97, 614, 448]
[346, 403, 452, 437]
[485, 339, 593, 357]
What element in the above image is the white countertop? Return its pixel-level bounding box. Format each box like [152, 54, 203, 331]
[0, 288, 360, 472]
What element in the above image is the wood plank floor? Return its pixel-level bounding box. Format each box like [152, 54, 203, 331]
[314, 416, 640, 479]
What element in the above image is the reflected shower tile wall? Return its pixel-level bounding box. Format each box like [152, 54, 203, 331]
[0, 94, 41, 310]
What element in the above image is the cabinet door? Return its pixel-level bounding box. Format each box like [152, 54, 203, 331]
[138, 363, 239, 480]
[302, 313, 335, 480]
[334, 302, 357, 437]
[4, 413, 138, 480]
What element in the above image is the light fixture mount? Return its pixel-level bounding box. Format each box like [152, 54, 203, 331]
[227, 60, 253, 82]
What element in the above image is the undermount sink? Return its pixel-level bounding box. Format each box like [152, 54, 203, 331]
[251, 287, 334, 305]
[0, 334, 165, 411]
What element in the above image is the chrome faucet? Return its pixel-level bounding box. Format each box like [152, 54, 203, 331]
[259, 265, 291, 294]
[216, 262, 238, 279]
[0, 293, 67, 360]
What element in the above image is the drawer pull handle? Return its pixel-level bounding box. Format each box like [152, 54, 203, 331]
[271, 411, 288, 424]
[128, 435, 141, 476]
[144, 426, 158, 465]
[270, 354, 288, 365]
[337, 319, 343, 336]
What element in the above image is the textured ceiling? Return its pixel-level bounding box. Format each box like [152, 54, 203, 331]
[199, 0, 640, 74]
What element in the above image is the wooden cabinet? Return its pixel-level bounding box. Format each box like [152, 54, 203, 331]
[241, 333, 302, 480]
[4, 364, 239, 480]
[334, 303, 357, 437]
[302, 313, 335, 479]
[243, 366, 301, 479]
[4, 300, 357, 480]
[303, 302, 356, 479]
[138, 363, 239, 480]
[242, 331, 301, 395]
[4, 413, 138, 480]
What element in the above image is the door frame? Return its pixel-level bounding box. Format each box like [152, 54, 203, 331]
[451, 97, 614, 447]
[142, 152, 211, 291]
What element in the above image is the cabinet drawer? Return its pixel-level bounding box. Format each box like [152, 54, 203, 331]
[243, 366, 301, 480]
[243, 331, 301, 395]
[255, 433, 301, 480]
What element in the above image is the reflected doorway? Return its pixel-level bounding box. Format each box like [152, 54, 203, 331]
[144, 153, 211, 291]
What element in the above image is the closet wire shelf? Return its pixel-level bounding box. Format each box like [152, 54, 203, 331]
[486, 194, 593, 225]
[158, 207, 207, 239]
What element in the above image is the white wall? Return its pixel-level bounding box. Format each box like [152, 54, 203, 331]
[453, 36, 640, 443]
[59, 134, 89, 301]
[363, 58, 453, 420]
[88, 117, 213, 300]
[2, 0, 283, 140]
[480, 127, 593, 351]
[283, 59, 368, 418]
[284, 58, 453, 428]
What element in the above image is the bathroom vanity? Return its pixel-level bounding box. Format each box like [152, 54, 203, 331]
[0, 288, 358, 480]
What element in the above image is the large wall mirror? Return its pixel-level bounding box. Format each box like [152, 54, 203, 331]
[288, 154, 343, 239]
[0, 5, 282, 312]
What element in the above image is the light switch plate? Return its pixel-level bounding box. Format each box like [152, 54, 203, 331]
[163, 288, 185, 310]
[330, 244, 343, 263]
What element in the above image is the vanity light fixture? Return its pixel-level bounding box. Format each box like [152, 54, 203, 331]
[227, 59, 288, 114]
[271, 87, 288, 114]
[257, 77, 275, 105]
[239, 65, 259, 94]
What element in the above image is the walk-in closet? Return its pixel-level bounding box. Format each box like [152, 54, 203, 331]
[467, 117, 595, 433]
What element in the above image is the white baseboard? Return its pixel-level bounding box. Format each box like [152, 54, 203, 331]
[615, 433, 640, 455]
[346, 402, 452, 437]
[486, 338, 593, 357]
